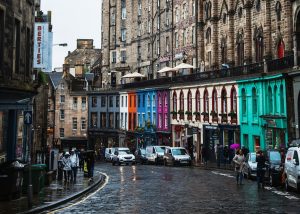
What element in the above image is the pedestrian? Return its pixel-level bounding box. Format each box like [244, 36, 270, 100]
[62, 152, 72, 183]
[201, 146, 208, 168]
[233, 149, 245, 185]
[87, 151, 95, 181]
[242, 146, 249, 157]
[70, 149, 79, 183]
[57, 150, 64, 181]
[223, 146, 229, 168]
[256, 150, 266, 188]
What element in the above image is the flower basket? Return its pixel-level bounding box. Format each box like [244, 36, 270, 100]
[193, 112, 201, 116]
[201, 112, 209, 116]
[185, 111, 192, 115]
[228, 111, 237, 117]
[210, 111, 218, 117]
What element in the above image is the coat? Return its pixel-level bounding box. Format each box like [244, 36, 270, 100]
[233, 154, 245, 172]
[62, 156, 72, 171]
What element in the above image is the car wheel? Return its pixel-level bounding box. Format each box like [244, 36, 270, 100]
[285, 177, 291, 191]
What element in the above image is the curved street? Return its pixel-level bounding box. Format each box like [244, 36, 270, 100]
[52, 163, 300, 214]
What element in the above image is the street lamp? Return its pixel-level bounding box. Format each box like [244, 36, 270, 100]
[53, 43, 68, 47]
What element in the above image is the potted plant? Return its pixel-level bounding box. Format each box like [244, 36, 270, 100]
[193, 112, 201, 116]
[201, 111, 209, 116]
[228, 111, 237, 117]
[185, 111, 192, 115]
[210, 110, 218, 117]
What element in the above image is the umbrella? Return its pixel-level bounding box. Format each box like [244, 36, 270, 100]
[121, 73, 133, 78]
[129, 72, 144, 78]
[157, 66, 174, 73]
[174, 63, 195, 70]
[230, 143, 240, 150]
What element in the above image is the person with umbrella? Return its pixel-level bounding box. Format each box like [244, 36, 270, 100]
[233, 149, 245, 185]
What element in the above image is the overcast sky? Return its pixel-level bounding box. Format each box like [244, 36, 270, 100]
[41, 0, 102, 70]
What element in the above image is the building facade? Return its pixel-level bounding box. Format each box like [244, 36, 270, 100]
[0, 0, 36, 162]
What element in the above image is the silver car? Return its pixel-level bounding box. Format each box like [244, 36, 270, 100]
[163, 147, 191, 166]
[243, 152, 257, 179]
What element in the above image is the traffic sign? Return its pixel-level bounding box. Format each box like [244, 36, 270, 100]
[24, 111, 32, 125]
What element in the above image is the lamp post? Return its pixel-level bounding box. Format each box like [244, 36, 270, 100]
[53, 43, 68, 47]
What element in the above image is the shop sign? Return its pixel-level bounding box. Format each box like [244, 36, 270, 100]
[205, 125, 218, 130]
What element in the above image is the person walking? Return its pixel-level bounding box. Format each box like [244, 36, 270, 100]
[256, 150, 266, 188]
[201, 146, 209, 168]
[233, 149, 245, 185]
[70, 149, 79, 183]
[62, 152, 72, 183]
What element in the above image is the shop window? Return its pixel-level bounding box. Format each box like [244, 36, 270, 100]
[242, 89, 247, 117]
[268, 86, 273, 114]
[252, 88, 258, 116]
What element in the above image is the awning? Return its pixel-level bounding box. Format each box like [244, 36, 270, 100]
[157, 66, 174, 73]
[174, 63, 195, 70]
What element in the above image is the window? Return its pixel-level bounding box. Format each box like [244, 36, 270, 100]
[60, 95, 65, 103]
[166, 36, 170, 52]
[60, 83, 64, 90]
[205, 1, 212, 20]
[256, 0, 261, 12]
[13, 19, 20, 74]
[101, 96, 106, 107]
[121, 29, 126, 41]
[195, 90, 200, 112]
[158, 113, 162, 128]
[72, 117, 77, 130]
[138, 1, 142, 16]
[166, 12, 170, 26]
[164, 113, 168, 129]
[157, 16, 160, 30]
[173, 92, 177, 112]
[255, 28, 264, 62]
[175, 8, 179, 23]
[134, 95, 136, 107]
[125, 96, 127, 107]
[121, 50, 126, 63]
[237, 33, 244, 66]
[175, 32, 179, 48]
[60, 110, 65, 120]
[116, 96, 120, 107]
[73, 97, 78, 109]
[129, 95, 132, 107]
[101, 112, 107, 128]
[268, 86, 273, 113]
[152, 112, 156, 126]
[192, 26, 196, 44]
[111, 51, 116, 63]
[275, 1, 282, 21]
[221, 89, 227, 113]
[204, 90, 209, 113]
[164, 94, 168, 107]
[92, 97, 97, 107]
[125, 113, 127, 129]
[188, 90, 192, 112]
[109, 113, 114, 128]
[121, 96, 124, 107]
[180, 91, 184, 112]
[159, 94, 162, 107]
[82, 97, 86, 110]
[115, 113, 119, 129]
[221, 39, 227, 64]
[91, 112, 97, 128]
[212, 89, 218, 113]
[183, 3, 187, 19]
[121, 0, 126, 19]
[147, 95, 151, 107]
[242, 89, 246, 116]
[129, 113, 132, 130]
[192, 0, 195, 16]
[111, 8, 116, 25]
[0, 9, 4, 74]
[252, 88, 258, 115]
[231, 87, 237, 113]
[81, 118, 86, 130]
[109, 96, 114, 107]
[121, 113, 124, 128]
[59, 128, 64, 137]
[157, 40, 160, 55]
[206, 28, 211, 44]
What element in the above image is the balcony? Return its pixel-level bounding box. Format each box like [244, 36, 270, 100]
[120, 55, 294, 90]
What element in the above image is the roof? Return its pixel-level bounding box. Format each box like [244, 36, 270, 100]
[48, 72, 63, 89]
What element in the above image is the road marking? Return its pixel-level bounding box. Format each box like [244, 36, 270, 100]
[211, 171, 235, 178]
[264, 186, 299, 200]
[48, 172, 109, 214]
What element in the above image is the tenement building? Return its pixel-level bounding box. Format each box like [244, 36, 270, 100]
[0, 0, 37, 163]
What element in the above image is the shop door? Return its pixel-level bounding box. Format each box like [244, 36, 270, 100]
[277, 40, 285, 59]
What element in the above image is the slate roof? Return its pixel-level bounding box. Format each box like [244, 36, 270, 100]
[47, 72, 63, 89]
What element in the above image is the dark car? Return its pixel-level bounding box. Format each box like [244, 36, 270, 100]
[265, 149, 283, 186]
[135, 148, 147, 164]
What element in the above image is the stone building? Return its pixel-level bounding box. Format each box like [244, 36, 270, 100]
[0, 0, 37, 162]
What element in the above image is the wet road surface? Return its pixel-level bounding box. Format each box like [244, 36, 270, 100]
[52, 163, 300, 214]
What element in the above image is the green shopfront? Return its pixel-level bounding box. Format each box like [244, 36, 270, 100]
[237, 74, 288, 152]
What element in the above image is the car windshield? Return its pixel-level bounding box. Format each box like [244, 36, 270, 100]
[250, 153, 256, 162]
[119, 150, 131, 155]
[172, 149, 187, 155]
[269, 151, 281, 162]
[155, 147, 166, 153]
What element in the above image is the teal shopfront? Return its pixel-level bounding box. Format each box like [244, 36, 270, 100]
[237, 74, 288, 152]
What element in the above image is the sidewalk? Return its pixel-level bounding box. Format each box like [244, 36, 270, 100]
[193, 161, 235, 171]
[0, 163, 105, 214]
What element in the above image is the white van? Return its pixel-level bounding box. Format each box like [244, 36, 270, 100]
[284, 142, 300, 191]
[105, 148, 115, 162]
[145, 146, 167, 164]
[111, 147, 135, 165]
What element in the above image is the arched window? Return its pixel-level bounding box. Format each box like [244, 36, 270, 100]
[231, 87, 237, 113]
[206, 27, 211, 44]
[252, 88, 258, 115]
[180, 91, 184, 112]
[204, 89, 209, 113]
[242, 89, 246, 116]
[221, 38, 227, 64]
[195, 90, 200, 112]
[280, 85, 284, 114]
[188, 90, 192, 112]
[221, 88, 227, 113]
[237, 32, 244, 66]
[277, 40, 285, 59]
[268, 86, 273, 113]
[255, 27, 264, 62]
[274, 86, 278, 114]
[275, 1, 282, 21]
[205, 1, 212, 20]
[147, 94, 151, 107]
[173, 92, 177, 112]
[212, 88, 218, 113]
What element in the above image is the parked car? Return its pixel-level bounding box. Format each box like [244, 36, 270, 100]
[163, 147, 191, 166]
[111, 147, 135, 165]
[265, 149, 282, 186]
[284, 143, 300, 191]
[135, 148, 147, 164]
[145, 146, 167, 164]
[105, 148, 115, 162]
[243, 152, 257, 179]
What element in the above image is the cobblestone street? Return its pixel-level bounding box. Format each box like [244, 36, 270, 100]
[50, 163, 300, 214]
